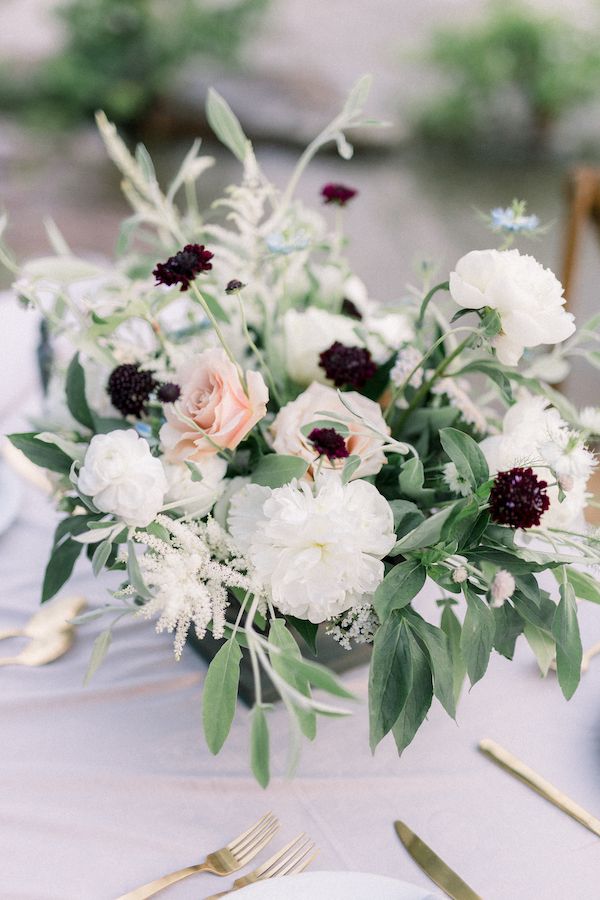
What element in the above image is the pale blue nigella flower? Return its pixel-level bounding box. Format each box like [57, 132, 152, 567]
[490, 206, 540, 233]
[265, 229, 310, 255]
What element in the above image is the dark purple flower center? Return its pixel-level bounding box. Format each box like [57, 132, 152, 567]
[157, 382, 181, 403]
[107, 363, 157, 417]
[319, 341, 377, 389]
[489, 466, 550, 529]
[153, 244, 213, 292]
[321, 183, 358, 206]
[308, 427, 349, 460]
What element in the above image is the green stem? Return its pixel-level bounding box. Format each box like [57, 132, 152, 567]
[416, 280, 450, 329]
[236, 292, 284, 406]
[394, 334, 475, 432]
[189, 282, 247, 390]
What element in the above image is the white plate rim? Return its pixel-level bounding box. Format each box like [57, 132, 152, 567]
[234, 870, 438, 898]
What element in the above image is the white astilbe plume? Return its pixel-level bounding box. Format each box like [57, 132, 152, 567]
[133, 515, 259, 659]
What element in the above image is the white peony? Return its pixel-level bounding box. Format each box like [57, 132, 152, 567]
[228, 475, 395, 623]
[449, 249, 575, 366]
[162, 456, 227, 518]
[270, 382, 390, 479]
[283, 307, 360, 385]
[78, 429, 167, 527]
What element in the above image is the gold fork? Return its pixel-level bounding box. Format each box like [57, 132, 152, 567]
[0, 595, 86, 667]
[116, 813, 280, 900]
[204, 834, 318, 899]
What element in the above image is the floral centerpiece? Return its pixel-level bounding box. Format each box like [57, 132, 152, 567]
[5, 77, 600, 786]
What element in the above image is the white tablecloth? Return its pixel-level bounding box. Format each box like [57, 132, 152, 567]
[2, 299, 600, 900]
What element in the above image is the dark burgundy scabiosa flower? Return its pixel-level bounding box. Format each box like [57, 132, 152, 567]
[341, 297, 363, 320]
[308, 427, 349, 461]
[319, 341, 377, 389]
[321, 183, 358, 206]
[107, 363, 157, 417]
[489, 466, 550, 529]
[153, 244, 213, 292]
[156, 382, 181, 403]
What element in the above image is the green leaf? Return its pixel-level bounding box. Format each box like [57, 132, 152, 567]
[405, 611, 456, 718]
[250, 705, 270, 788]
[391, 629, 433, 754]
[373, 559, 426, 620]
[268, 620, 316, 740]
[439, 427, 488, 491]
[563, 568, 600, 605]
[342, 73, 372, 119]
[286, 616, 318, 655]
[42, 538, 83, 603]
[252, 454, 309, 488]
[8, 432, 72, 474]
[127, 542, 151, 601]
[524, 622, 556, 677]
[369, 613, 413, 750]
[185, 461, 204, 482]
[398, 457, 435, 503]
[83, 629, 112, 686]
[66, 353, 94, 430]
[202, 638, 242, 754]
[201, 290, 230, 324]
[279, 654, 355, 699]
[440, 604, 466, 706]
[552, 579, 582, 700]
[300, 420, 350, 438]
[341, 455, 361, 485]
[492, 602, 524, 660]
[460, 586, 495, 686]
[389, 500, 425, 537]
[92, 416, 130, 433]
[206, 88, 250, 161]
[91, 540, 112, 577]
[391, 506, 455, 555]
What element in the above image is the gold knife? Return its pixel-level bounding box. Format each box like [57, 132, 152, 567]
[394, 820, 482, 900]
[479, 738, 600, 838]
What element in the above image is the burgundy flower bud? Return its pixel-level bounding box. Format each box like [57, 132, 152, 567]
[157, 382, 181, 403]
[320, 183, 358, 206]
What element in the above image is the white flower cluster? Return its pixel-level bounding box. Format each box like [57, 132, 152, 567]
[325, 602, 379, 650]
[134, 515, 259, 659]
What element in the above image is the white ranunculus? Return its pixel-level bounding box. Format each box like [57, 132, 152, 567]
[228, 475, 395, 623]
[78, 430, 167, 527]
[283, 307, 360, 385]
[449, 249, 575, 366]
[163, 456, 227, 518]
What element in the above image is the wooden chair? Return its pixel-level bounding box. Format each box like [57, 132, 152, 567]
[561, 166, 600, 302]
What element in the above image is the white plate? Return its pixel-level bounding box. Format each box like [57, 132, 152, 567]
[235, 871, 440, 899]
[0, 462, 21, 536]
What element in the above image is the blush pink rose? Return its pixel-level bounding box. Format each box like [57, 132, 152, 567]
[270, 382, 389, 479]
[160, 348, 268, 461]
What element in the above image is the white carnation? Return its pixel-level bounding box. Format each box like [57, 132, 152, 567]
[78, 429, 167, 527]
[163, 457, 227, 518]
[228, 475, 396, 623]
[449, 249, 575, 366]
